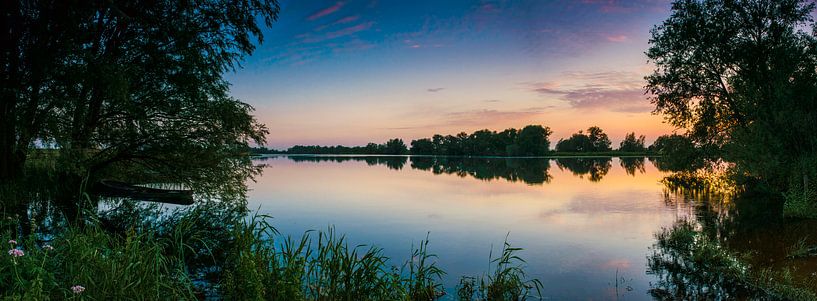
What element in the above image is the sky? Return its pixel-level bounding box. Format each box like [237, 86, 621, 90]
[226, 0, 680, 149]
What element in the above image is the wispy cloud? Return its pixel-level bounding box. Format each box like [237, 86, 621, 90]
[300, 21, 374, 43]
[427, 87, 445, 92]
[333, 15, 360, 25]
[326, 22, 373, 39]
[315, 15, 361, 31]
[605, 34, 628, 42]
[307, 1, 345, 21]
[270, 17, 375, 66]
[443, 107, 548, 126]
[394, 106, 552, 132]
[529, 71, 651, 113]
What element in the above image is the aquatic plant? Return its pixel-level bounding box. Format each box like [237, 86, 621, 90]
[456, 236, 543, 301]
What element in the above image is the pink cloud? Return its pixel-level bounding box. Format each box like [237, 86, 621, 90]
[307, 2, 345, 21]
[442, 108, 548, 126]
[334, 15, 360, 25]
[606, 34, 628, 42]
[326, 22, 373, 39]
[299, 22, 373, 43]
[529, 72, 652, 113]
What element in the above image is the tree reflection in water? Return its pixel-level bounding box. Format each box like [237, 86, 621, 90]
[649, 173, 817, 300]
[271, 155, 555, 185]
[619, 157, 646, 176]
[555, 157, 612, 182]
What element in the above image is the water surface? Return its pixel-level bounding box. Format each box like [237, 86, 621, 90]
[247, 155, 688, 300]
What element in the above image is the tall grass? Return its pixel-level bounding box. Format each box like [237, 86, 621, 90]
[220, 215, 447, 300]
[0, 206, 541, 300]
[0, 223, 195, 300]
[456, 236, 543, 301]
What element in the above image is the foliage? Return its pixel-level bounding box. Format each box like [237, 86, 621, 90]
[287, 138, 408, 155]
[784, 181, 817, 218]
[0, 222, 195, 300]
[646, 0, 817, 200]
[0, 0, 280, 201]
[0, 202, 543, 300]
[409, 125, 551, 157]
[618, 132, 646, 152]
[648, 134, 706, 172]
[554, 126, 612, 152]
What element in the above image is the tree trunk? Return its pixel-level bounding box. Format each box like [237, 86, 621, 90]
[0, 94, 23, 181]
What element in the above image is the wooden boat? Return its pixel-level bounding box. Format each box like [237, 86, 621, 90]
[92, 180, 194, 205]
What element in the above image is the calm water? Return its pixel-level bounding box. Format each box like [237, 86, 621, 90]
[247, 155, 692, 300]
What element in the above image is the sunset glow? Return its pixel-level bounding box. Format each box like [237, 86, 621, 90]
[227, 0, 676, 148]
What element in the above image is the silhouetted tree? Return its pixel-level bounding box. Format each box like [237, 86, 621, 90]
[555, 132, 592, 152]
[619, 132, 646, 152]
[516, 125, 553, 156]
[646, 0, 817, 194]
[383, 138, 408, 155]
[408, 125, 551, 157]
[410, 138, 435, 155]
[555, 126, 612, 152]
[587, 126, 612, 151]
[649, 134, 705, 172]
[1, 1, 280, 184]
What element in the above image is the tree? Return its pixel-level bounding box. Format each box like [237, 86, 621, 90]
[646, 0, 817, 192]
[555, 132, 591, 152]
[515, 125, 552, 156]
[1, 1, 281, 185]
[496, 128, 518, 156]
[649, 134, 705, 172]
[410, 138, 435, 155]
[587, 126, 612, 152]
[619, 132, 646, 152]
[407, 125, 551, 157]
[469, 129, 498, 156]
[555, 127, 610, 152]
[383, 138, 408, 155]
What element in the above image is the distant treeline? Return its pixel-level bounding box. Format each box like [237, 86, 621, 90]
[251, 138, 409, 155]
[409, 125, 551, 156]
[251, 125, 695, 157]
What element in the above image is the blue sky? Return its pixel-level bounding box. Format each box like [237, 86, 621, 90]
[227, 0, 676, 148]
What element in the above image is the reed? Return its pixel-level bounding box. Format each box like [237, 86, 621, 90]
[0, 205, 543, 300]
